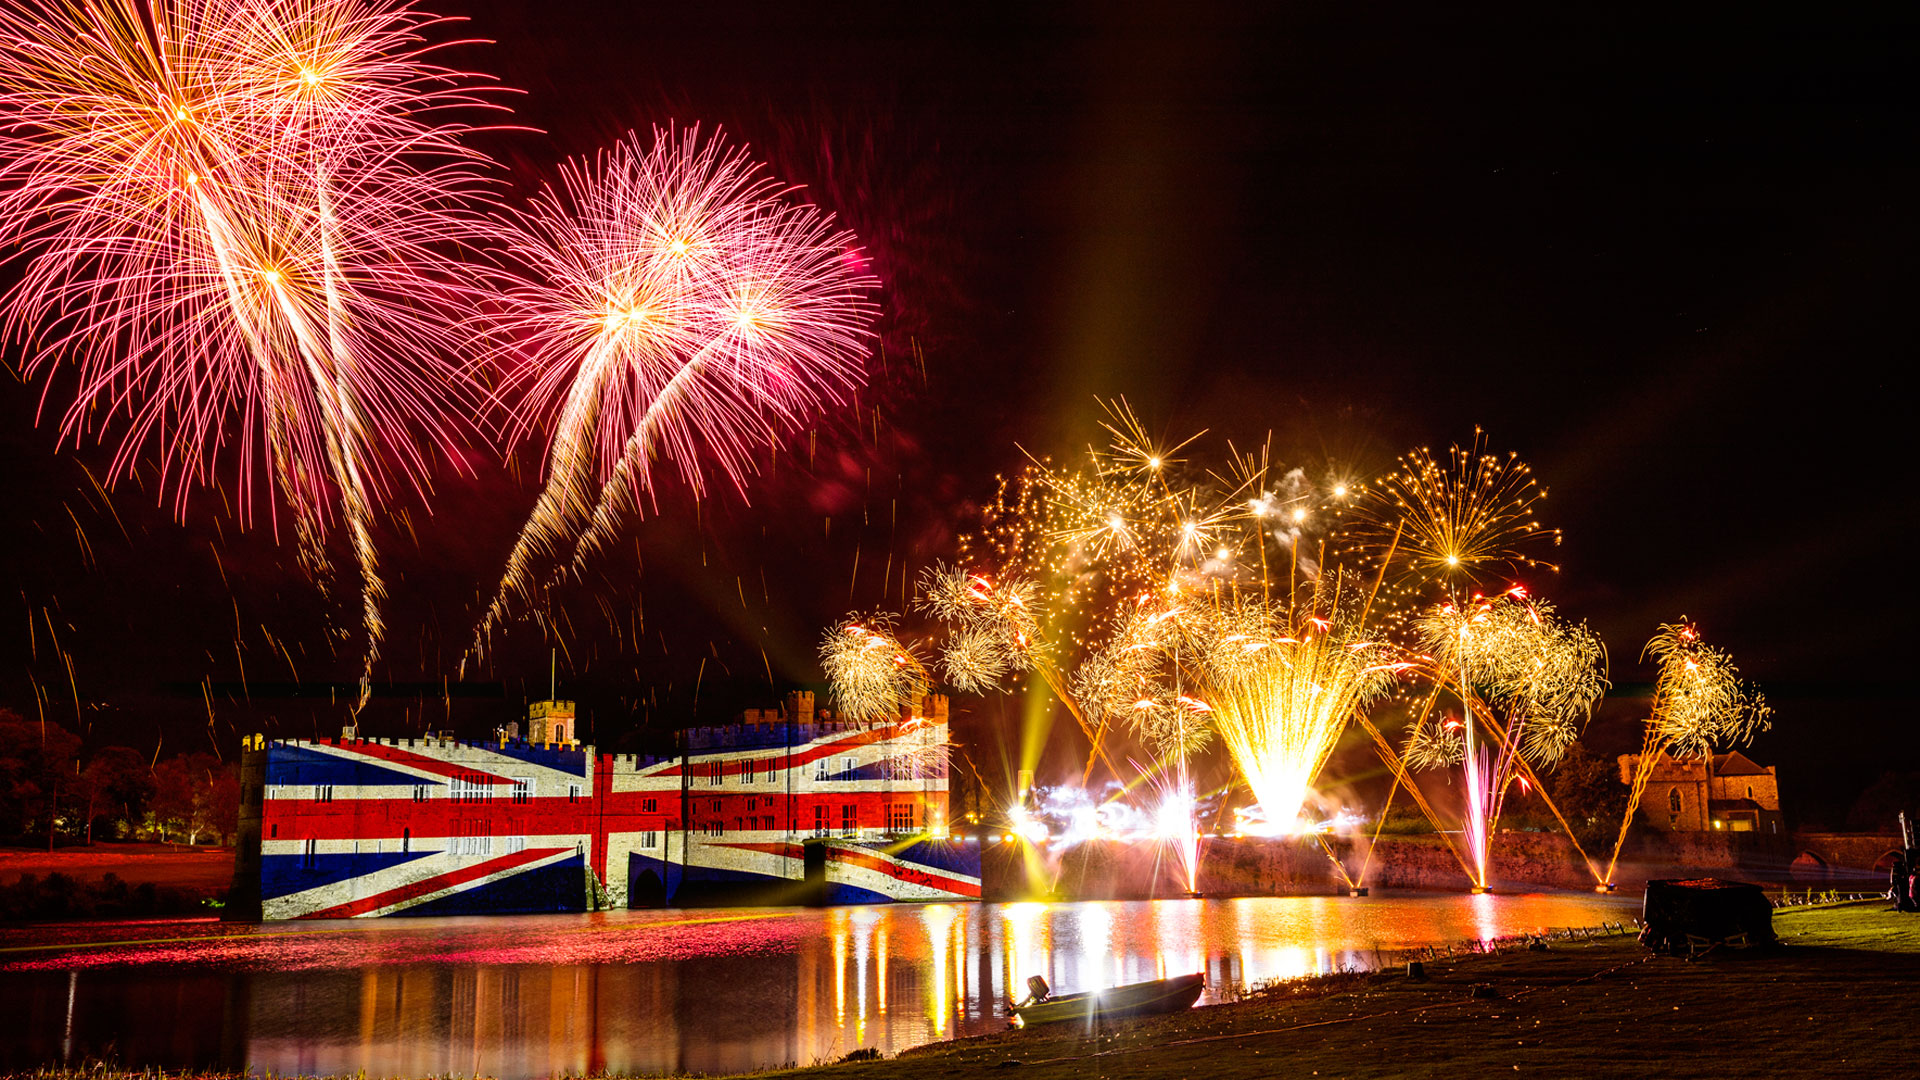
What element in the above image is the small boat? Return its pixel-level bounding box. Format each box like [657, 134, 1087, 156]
[1009, 972, 1205, 1027]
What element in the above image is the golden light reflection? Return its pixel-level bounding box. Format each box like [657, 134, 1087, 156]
[923, 904, 955, 1037]
[74, 895, 1639, 1079]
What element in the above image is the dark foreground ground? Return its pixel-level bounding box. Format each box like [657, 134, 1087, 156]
[751, 901, 1917, 1080]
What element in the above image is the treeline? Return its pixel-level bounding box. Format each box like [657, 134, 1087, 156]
[0, 711, 238, 849]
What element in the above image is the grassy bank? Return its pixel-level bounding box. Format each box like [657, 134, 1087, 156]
[750, 901, 1919, 1080]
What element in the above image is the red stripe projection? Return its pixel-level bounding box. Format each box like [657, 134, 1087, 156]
[826, 846, 981, 897]
[296, 847, 570, 919]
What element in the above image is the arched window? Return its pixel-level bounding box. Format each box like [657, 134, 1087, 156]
[1668, 789, 1683, 813]
[1746, 784, 1754, 800]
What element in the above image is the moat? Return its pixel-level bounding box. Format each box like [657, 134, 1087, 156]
[3, 892, 1636, 1078]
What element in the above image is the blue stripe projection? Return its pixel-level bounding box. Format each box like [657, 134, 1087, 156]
[486, 741, 590, 774]
[396, 854, 588, 917]
[266, 744, 435, 789]
[261, 850, 437, 900]
[890, 839, 982, 878]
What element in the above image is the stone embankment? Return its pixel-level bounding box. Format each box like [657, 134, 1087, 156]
[981, 828, 1899, 900]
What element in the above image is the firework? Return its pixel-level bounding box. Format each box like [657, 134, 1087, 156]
[0, 0, 500, 691]
[1347, 430, 1561, 593]
[1190, 588, 1407, 834]
[474, 127, 877, 648]
[1605, 620, 1771, 881]
[819, 613, 930, 726]
[1402, 588, 1608, 886]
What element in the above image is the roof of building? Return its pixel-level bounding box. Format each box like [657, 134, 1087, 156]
[1711, 750, 1771, 777]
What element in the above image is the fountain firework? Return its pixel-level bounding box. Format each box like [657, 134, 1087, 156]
[0, 0, 500, 696]
[1404, 588, 1609, 887]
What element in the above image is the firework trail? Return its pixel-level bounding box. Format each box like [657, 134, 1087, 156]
[0, 0, 500, 697]
[472, 128, 878, 653]
[1605, 620, 1771, 881]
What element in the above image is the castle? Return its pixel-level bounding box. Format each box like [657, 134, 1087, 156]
[228, 692, 979, 919]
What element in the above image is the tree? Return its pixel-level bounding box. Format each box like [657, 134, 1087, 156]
[1846, 771, 1920, 833]
[1543, 743, 1630, 846]
[150, 753, 236, 845]
[82, 746, 155, 842]
[0, 713, 82, 848]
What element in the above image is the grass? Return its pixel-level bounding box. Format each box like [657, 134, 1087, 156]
[16, 904, 1919, 1080]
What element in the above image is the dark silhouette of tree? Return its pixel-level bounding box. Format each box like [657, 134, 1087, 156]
[0, 713, 82, 849]
[1544, 743, 1630, 845]
[1846, 771, 1920, 833]
[150, 752, 236, 845]
[82, 746, 155, 842]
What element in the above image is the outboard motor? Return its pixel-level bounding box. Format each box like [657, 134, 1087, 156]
[1025, 975, 1052, 1004]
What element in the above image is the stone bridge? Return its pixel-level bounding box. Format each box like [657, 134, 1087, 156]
[1789, 831, 1907, 884]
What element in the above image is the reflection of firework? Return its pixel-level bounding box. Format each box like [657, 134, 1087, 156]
[0, 0, 499, 692]
[475, 127, 877, 647]
[819, 613, 929, 725]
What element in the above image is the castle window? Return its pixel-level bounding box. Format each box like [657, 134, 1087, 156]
[568, 783, 583, 803]
[643, 798, 658, 814]
[512, 777, 532, 804]
[815, 758, 829, 781]
[842, 804, 857, 836]
[413, 785, 429, 802]
[1747, 784, 1754, 800]
[765, 759, 777, 781]
[709, 762, 724, 786]
[889, 804, 915, 834]
[641, 830, 659, 849]
[402, 828, 409, 853]
[1668, 789, 1682, 813]
[814, 805, 829, 837]
[842, 756, 858, 779]
[743, 763, 754, 785]
[316, 785, 334, 803]
[302, 838, 317, 869]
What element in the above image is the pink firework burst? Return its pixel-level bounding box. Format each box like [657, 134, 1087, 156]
[474, 126, 879, 649]
[0, 0, 506, 686]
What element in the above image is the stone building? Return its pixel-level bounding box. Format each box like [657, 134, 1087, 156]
[1616, 749, 1782, 833]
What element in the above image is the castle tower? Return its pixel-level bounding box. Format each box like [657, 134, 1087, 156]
[528, 699, 577, 744]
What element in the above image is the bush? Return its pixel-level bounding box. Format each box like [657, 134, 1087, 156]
[0, 870, 215, 921]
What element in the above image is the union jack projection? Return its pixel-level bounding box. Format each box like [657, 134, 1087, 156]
[229, 693, 980, 919]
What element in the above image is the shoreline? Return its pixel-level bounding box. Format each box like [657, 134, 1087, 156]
[13, 902, 1916, 1078]
[733, 900, 1916, 1080]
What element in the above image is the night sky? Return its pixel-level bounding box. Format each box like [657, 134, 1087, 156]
[1, 2, 1912, 823]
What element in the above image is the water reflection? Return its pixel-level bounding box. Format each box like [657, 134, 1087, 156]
[1, 892, 1634, 1079]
